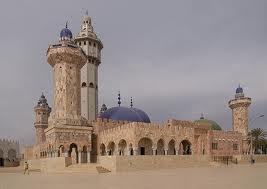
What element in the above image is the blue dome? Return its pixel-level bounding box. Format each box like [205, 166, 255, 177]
[60, 27, 73, 40]
[236, 86, 243, 94]
[99, 106, 151, 123]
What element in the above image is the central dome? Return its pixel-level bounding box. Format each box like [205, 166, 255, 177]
[99, 106, 151, 123]
[194, 118, 222, 130]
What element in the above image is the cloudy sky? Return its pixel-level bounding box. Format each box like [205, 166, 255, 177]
[0, 0, 266, 145]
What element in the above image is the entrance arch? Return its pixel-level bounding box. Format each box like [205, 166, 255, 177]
[69, 143, 78, 164]
[81, 146, 88, 163]
[8, 149, 16, 161]
[138, 137, 153, 155]
[180, 140, 192, 155]
[168, 139, 176, 155]
[156, 139, 165, 155]
[100, 143, 106, 156]
[107, 141, 115, 155]
[118, 139, 127, 156]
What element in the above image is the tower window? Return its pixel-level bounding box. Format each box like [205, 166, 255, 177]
[93, 43, 96, 47]
[81, 82, 87, 87]
[84, 41, 86, 45]
[212, 143, 218, 150]
[79, 42, 81, 46]
[89, 42, 91, 46]
[89, 82, 94, 88]
[233, 144, 238, 150]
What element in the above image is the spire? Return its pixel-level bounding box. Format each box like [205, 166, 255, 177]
[130, 97, 133, 108]
[65, 21, 68, 28]
[118, 91, 121, 107]
[200, 113, 204, 120]
[85, 10, 88, 16]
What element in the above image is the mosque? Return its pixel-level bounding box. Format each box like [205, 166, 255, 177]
[23, 14, 252, 172]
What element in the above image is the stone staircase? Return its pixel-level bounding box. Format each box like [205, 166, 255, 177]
[63, 163, 111, 174]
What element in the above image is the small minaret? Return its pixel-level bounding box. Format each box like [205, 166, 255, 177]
[75, 13, 103, 122]
[34, 93, 51, 145]
[228, 85, 251, 136]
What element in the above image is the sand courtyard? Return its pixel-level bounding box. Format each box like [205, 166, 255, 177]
[0, 163, 267, 189]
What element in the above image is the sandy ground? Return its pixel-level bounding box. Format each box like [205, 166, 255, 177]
[0, 163, 267, 189]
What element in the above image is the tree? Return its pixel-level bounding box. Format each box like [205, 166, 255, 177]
[248, 128, 267, 154]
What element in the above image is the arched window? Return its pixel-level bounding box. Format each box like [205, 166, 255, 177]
[81, 82, 87, 87]
[89, 82, 94, 88]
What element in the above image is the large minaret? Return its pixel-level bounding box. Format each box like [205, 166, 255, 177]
[34, 93, 51, 145]
[45, 24, 92, 161]
[75, 14, 103, 122]
[228, 85, 252, 136]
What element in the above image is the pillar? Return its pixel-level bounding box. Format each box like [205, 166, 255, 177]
[164, 149, 168, 155]
[175, 149, 179, 155]
[64, 152, 69, 157]
[78, 151, 82, 163]
[133, 148, 138, 155]
[153, 149, 157, 155]
[87, 151, 91, 163]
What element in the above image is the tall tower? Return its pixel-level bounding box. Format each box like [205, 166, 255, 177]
[45, 24, 92, 159]
[75, 14, 103, 122]
[228, 85, 252, 136]
[34, 93, 51, 145]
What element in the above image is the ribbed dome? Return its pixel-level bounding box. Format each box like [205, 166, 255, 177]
[194, 118, 222, 130]
[60, 26, 73, 40]
[99, 106, 151, 123]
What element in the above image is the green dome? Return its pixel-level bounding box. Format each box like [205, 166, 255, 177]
[194, 118, 222, 130]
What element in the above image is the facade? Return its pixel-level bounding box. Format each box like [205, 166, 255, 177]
[0, 139, 19, 167]
[24, 14, 251, 170]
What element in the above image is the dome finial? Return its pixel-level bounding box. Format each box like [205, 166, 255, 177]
[65, 21, 68, 28]
[130, 97, 133, 108]
[200, 113, 204, 120]
[85, 10, 89, 16]
[118, 91, 121, 107]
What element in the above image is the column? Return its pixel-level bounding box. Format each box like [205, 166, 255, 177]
[175, 149, 179, 155]
[87, 151, 91, 163]
[133, 148, 138, 155]
[164, 149, 168, 155]
[64, 152, 69, 157]
[78, 151, 82, 163]
[153, 149, 157, 155]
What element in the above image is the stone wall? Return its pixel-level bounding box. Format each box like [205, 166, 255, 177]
[40, 157, 71, 173]
[234, 155, 267, 164]
[98, 155, 211, 172]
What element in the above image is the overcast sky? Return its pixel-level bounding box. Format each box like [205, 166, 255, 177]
[0, 0, 266, 145]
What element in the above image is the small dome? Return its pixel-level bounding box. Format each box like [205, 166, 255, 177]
[60, 25, 73, 40]
[194, 118, 222, 130]
[99, 106, 151, 123]
[236, 86, 243, 94]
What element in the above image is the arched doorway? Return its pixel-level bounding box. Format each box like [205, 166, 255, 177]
[168, 139, 176, 155]
[69, 143, 78, 164]
[156, 139, 165, 155]
[180, 140, 192, 155]
[107, 142, 115, 155]
[59, 145, 65, 157]
[129, 143, 133, 155]
[100, 143, 106, 156]
[118, 139, 127, 156]
[8, 149, 16, 161]
[138, 137, 153, 155]
[0, 149, 4, 166]
[82, 146, 88, 163]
